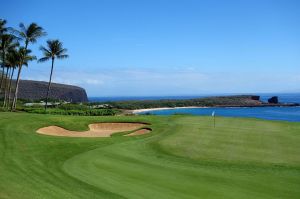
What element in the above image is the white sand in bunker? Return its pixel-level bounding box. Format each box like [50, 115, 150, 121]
[37, 123, 148, 137]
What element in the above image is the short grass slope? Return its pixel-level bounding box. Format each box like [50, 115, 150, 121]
[0, 112, 299, 199]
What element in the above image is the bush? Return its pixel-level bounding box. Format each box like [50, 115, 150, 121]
[57, 103, 89, 110]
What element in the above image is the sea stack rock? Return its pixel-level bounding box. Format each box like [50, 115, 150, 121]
[268, 96, 278, 104]
[16, 80, 88, 102]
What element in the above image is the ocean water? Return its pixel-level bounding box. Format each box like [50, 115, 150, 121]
[259, 93, 300, 104]
[140, 106, 300, 122]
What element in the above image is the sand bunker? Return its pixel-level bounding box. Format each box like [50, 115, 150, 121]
[125, 128, 152, 136]
[37, 123, 148, 137]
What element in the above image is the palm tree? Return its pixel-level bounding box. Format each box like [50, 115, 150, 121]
[38, 40, 68, 110]
[0, 19, 8, 37]
[0, 34, 18, 93]
[10, 22, 46, 110]
[11, 47, 36, 110]
[0, 19, 8, 91]
[2, 63, 10, 107]
[15, 23, 46, 50]
[4, 49, 18, 108]
[7, 65, 17, 108]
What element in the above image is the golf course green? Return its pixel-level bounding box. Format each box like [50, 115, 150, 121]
[0, 112, 299, 199]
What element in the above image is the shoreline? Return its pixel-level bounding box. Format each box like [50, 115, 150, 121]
[131, 106, 202, 114]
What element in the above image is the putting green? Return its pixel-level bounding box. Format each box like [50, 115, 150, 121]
[0, 112, 299, 198]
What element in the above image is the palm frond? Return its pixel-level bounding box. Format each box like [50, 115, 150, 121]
[39, 39, 69, 60]
[57, 54, 69, 59]
[19, 23, 27, 34]
[11, 29, 24, 41]
[38, 57, 50, 63]
[17, 23, 46, 45]
[39, 46, 51, 55]
[29, 55, 37, 61]
[1, 34, 18, 53]
[5, 48, 19, 68]
[57, 48, 67, 55]
[0, 19, 8, 34]
[27, 23, 47, 42]
[14, 47, 36, 67]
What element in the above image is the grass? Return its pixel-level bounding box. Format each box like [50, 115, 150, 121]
[22, 107, 120, 116]
[0, 112, 299, 198]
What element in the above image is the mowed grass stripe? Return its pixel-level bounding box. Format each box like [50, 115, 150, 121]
[64, 136, 300, 199]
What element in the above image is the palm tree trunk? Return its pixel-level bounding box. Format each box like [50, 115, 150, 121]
[0, 53, 5, 93]
[11, 41, 29, 110]
[3, 67, 9, 107]
[0, 67, 4, 92]
[45, 58, 54, 111]
[11, 65, 22, 111]
[7, 67, 15, 109]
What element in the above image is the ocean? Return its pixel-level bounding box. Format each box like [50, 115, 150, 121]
[89, 93, 300, 122]
[140, 106, 300, 122]
[89, 93, 300, 103]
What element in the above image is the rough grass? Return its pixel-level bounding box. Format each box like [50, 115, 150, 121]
[0, 112, 299, 199]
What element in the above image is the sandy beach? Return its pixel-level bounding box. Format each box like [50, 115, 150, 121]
[132, 106, 204, 114]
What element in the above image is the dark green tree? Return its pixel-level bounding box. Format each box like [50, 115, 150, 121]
[11, 47, 36, 110]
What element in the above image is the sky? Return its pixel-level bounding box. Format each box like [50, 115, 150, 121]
[2, 0, 300, 96]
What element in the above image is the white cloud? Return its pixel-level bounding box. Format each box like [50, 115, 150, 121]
[21, 66, 300, 96]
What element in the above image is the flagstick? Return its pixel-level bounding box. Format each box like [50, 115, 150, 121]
[212, 111, 216, 128]
[214, 115, 216, 128]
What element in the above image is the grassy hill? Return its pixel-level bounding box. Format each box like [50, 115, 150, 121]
[0, 112, 299, 198]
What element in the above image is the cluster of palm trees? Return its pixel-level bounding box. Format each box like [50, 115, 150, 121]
[0, 19, 68, 111]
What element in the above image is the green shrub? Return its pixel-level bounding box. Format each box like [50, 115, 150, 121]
[23, 108, 120, 116]
[57, 103, 89, 110]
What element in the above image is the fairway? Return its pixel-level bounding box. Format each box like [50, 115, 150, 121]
[0, 112, 300, 198]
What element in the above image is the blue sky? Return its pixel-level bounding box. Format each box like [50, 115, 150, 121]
[2, 0, 300, 96]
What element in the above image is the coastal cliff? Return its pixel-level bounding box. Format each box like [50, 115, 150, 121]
[16, 80, 88, 102]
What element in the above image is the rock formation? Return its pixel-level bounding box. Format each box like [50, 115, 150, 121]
[268, 96, 279, 104]
[16, 80, 88, 102]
